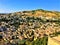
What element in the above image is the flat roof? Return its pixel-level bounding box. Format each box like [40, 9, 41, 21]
[52, 35, 60, 42]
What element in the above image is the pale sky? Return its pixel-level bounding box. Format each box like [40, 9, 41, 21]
[0, 0, 60, 13]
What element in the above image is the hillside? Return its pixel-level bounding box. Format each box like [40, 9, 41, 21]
[0, 9, 60, 45]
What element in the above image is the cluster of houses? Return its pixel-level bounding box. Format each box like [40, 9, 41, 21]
[0, 11, 60, 45]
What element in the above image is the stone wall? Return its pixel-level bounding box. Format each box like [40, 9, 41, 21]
[48, 37, 60, 45]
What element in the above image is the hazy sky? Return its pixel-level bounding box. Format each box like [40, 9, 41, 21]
[0, 0, 60, 13]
